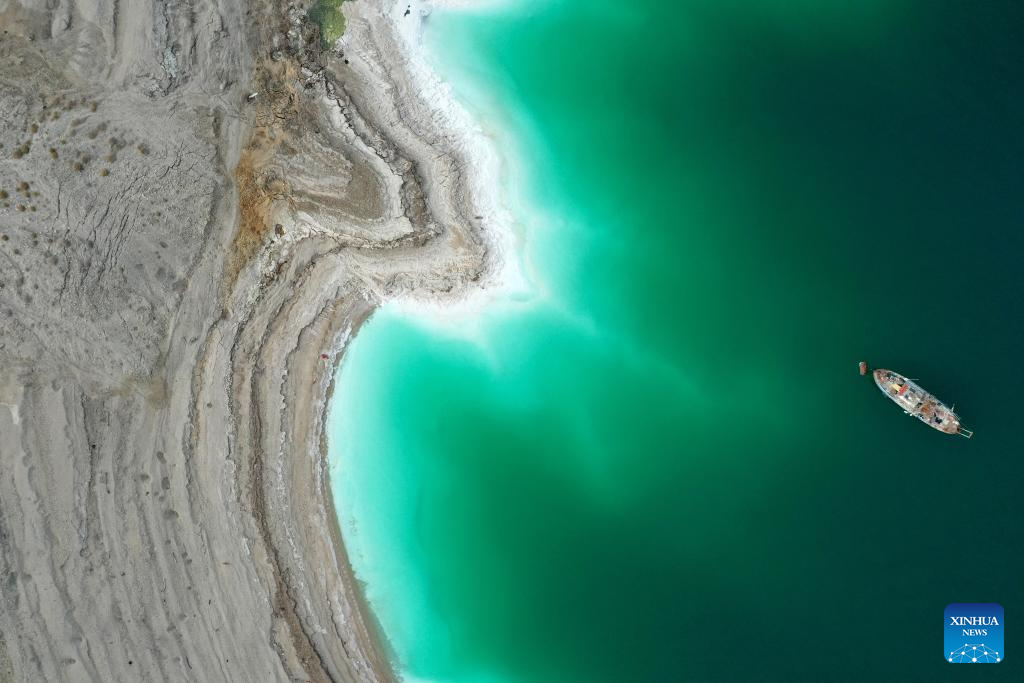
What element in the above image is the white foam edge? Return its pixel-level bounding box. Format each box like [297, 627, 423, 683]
[374, 0, 542, 331]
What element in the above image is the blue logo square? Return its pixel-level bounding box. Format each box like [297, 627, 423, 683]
[945, 603, 1003, 663]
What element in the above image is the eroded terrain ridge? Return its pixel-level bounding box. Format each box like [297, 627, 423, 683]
[0, 0, 490, 680]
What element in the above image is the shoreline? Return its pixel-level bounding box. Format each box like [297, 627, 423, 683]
[318, 2, 522, 678]
[369, 0, 524, 316]
[260, 0, 525, 679]
[319, 304, 400, 682]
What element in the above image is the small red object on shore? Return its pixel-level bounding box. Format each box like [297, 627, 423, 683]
[320, 354, 329, 360]
[859, 361, 868, 376]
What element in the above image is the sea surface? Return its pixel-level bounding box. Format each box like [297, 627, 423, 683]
[328, 1, 1024, 680]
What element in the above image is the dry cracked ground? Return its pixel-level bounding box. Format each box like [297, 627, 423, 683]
[0, 0, 491, 680]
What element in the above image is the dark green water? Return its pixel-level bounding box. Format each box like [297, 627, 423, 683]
[329, 1, 1024, 680]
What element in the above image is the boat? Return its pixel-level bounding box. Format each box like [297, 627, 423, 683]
[872, 369, 973, 438]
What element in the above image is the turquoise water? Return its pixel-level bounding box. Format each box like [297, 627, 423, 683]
[329, 2, 1024, 680]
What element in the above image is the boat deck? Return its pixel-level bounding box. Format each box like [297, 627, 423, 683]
[873, 369, 971, 437]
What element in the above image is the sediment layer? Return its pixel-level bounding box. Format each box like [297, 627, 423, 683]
[0, 0, 491, 680]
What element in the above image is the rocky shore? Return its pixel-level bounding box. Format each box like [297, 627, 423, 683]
[0, 0, 493, 680]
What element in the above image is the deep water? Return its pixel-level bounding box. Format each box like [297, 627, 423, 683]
[329, 1, 1024, 680]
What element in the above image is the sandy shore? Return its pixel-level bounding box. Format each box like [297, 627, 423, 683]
[0, 0, 495, 680]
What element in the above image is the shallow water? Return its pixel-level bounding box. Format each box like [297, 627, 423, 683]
[329, 2, 1024, 680]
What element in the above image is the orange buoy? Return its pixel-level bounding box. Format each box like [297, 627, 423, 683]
[859, 361, 868, 376]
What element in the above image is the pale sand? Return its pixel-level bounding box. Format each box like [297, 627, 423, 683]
[0, 0, 497, 680]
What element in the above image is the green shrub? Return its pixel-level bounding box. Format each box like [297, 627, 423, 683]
[309, 0, 347, 48]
